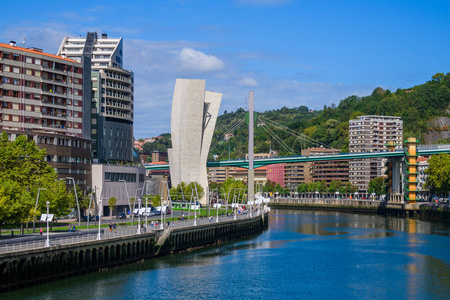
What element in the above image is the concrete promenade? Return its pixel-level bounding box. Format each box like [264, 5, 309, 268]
[0, 210, 269, 291]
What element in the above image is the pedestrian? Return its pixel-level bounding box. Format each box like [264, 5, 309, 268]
[109, 222, 112, 232]
[151, 220, 154, 228]
[68, 225, 72, 232]
[182, 213, 184, 220]
[72, 225, 76, 232]
[113, 223, 116, 232]
[39, 227, 43, 236]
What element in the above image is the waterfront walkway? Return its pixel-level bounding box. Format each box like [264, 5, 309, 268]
[0, 210, 264, 254]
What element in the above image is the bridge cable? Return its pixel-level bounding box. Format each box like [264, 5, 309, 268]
[261, 124, 296, 155]
[210, 118, 246, 151]
[259, 115, 331, 149]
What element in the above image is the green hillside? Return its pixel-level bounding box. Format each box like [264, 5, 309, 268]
[210, 73, 450, 160]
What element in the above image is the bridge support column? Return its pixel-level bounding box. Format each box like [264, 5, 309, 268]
[404, 138, 419, 204]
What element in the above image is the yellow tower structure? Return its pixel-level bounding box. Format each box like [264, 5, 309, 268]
[404, 137, 419, 203]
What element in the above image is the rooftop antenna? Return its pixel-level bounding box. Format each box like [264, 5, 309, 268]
[22, 37, 27, 47]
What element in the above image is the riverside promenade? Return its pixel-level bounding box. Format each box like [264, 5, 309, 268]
[0, 210, 269, 291]
[269, 197, 428, 217]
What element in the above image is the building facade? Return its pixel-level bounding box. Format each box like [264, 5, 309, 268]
[349, 115, 403, 192]
[0, 42, 92, 191]
[57, 32, 134, 163]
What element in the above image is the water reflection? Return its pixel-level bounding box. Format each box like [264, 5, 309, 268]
[273, 208, 450, 237]
[4, 209, 450, 300]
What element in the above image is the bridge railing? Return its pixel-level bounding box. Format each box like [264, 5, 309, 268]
[417, 144, 450, 150]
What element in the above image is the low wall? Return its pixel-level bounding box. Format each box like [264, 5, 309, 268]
[269, 198, 424, 217]
[0, 213, 268, 292]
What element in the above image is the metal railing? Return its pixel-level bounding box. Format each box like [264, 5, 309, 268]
[0, 210, 266, 254]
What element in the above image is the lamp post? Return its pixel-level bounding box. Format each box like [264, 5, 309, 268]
[133, 188, 143, 226]
[33, 188, 46, 233]
[315, 190, 319, 200]
[97, 199, 102, 240]
[137, 198, 141, 234]
[216, 188, 220, 223]
[372, 193, 376, 201]
[119, 179, 130, 216]
[233, 195, 237, 220]
[355, 191, 358, 200]
[66, 177, 81, 227]
[145, 197, 148, 230]
[335, 191, 340, 199]
[45, 201, 50, 247]
[193, 197, 197, 226]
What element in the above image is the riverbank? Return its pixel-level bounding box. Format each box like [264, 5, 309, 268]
[0, 212, 268, 292]
[269, 198, 450, 221]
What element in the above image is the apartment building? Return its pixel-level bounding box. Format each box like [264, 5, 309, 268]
[0, 41, 92, 190]
[349, 115, 403, 192]
[301, 148, 349, 185]
[57, 32, 134, 163]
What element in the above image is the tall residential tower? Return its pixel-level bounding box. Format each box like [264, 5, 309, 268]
[349, 115, 403, 193]
[57, 32, 134, 163]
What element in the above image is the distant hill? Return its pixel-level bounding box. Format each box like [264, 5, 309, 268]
[210, 73, 450, 160]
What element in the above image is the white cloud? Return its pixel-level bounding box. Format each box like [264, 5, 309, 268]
[179, 47, 225, 71]
[238, 77, 259, 87]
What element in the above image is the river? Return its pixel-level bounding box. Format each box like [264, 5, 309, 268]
[4, 209, 450, 299]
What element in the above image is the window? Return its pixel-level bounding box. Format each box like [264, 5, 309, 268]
[26, 56, 33, 63]
[35, 58, 41, 65]
[12, 67, 20, 74]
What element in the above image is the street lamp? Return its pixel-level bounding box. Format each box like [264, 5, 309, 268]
[193, 197, 197, 226]
[354, 191, 359, 200]
[66, 177, 81, 227]
[315, 190, 319, 200]
[45, 201, 50, 247]
[335, 191, 340, 199]
[97, 199, 102, 240]
[145, 196, 148, 230]
[137, 198, 141, 234]
[33, 188, 46, 233]
[233, 195, 237, 220]
[133, 188, 143, 226]
[119, 179, 131, 216]
[372, 193, 376, 201]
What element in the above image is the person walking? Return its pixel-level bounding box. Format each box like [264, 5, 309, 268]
[113, 223, 117, 232]
[109, 222, 113, 232]
[39, 227, 43, 236]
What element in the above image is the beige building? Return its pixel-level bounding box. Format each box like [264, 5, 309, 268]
[208, 166, 235, 184]
[0, 41, 92, 191]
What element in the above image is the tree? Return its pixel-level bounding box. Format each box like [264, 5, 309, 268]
[0, 133, 59, 233]
[425, 153, 450, 195]
[108, 197, 117, 217]
[368, 177, 387, 195]
[328, 180, 342, 193]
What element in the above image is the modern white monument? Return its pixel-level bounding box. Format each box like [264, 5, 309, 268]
[168, 79, 222, 204]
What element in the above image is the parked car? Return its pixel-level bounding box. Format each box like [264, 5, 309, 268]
[78, 215, 95, 222]
[116, 213, 127, 219]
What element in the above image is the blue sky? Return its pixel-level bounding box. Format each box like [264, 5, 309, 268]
[1, 0, 449, 138]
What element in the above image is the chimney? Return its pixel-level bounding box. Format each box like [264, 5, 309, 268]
[10, 41, 16, 47]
